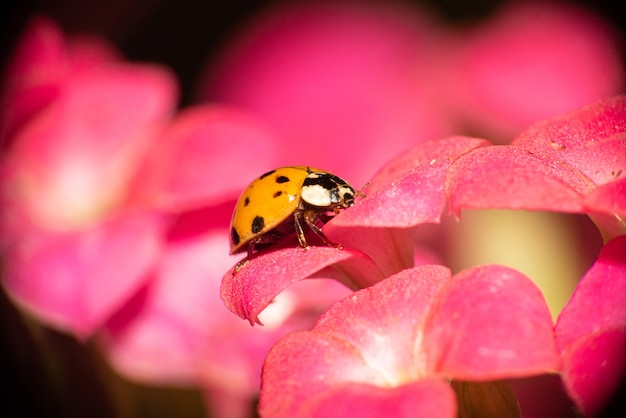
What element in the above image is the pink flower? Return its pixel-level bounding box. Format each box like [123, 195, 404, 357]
[259, 264, 558, 417]
[0, 17, 177, 338]
[221, 96, 625, 415]
[555, 235, 626, 417]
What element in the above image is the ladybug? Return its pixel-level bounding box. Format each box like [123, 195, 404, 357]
[230, 166, 364, 258]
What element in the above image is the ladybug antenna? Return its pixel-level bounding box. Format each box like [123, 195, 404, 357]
[357, 182, 370, 198]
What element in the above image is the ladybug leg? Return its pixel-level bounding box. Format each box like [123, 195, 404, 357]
[233, 234, 279, 273]
[233, 238, 261, 273]
[246, 231, 284, 256]
[293, 210, 309, 249]
[302, 209, 342, 249]
[247, 237, 261, 259]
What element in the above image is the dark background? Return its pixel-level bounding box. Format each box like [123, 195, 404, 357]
[0, 1, 624, 417]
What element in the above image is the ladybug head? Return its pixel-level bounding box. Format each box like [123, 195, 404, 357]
[301, 172, 358, 210]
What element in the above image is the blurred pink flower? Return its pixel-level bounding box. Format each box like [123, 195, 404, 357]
[197, 1, 452, 185]
[259, 264, 558, 417]
[555, 235, 626, 417]
[0, 17, 177, 338]
[0, 19, 354, 418]
[198, 1, 624, 180]
[441, 1, 624, 140]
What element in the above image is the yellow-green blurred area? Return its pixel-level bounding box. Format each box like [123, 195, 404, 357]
[445, 210, 604, 320]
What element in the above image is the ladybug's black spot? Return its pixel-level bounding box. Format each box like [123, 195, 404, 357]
[251, 216, 265, 233]
[231, 227, 240, 246]
[273, 191, 283, 198]
[260, 170, 275, 179]
[243, 197, 250, 207]
[276, 175, 290, 184]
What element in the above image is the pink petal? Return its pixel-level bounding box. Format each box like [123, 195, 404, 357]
[4, 60, 177, 229]
[221, 246, 384, 325]
[332, 137, 489, 228]
[447, 145, 586, 215]
[564, 136, 626, 186]
[557, 136, 625, 187]
[425, 265, 559, 379]
[560, 329, 626, 417]
[584, 177, 626, 218]
[366, 136, 490, 193]
[444, 2, 624, 140]
[512, 95, 626, 186]
[323, 226, 416, 277]
[326, 137, 489, 275]
[447, 97, 626, 217]
[332, 165, 447, 227]
[300, 381, 456, 418]
[100, 231, 245, 385]
[512, 95, 626, 156]
[131, 105, 281, 211]
[260, 331, 395, 417]
[313, 265, 452, 382]
[260, 264, 556, 415]
[260, 330, 456, 418]
[555, 235, 626, 351]
[4, 212, 163, 338]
